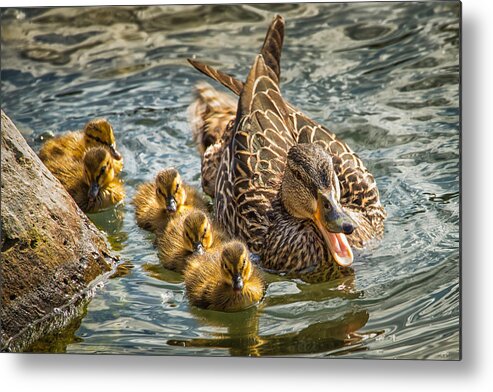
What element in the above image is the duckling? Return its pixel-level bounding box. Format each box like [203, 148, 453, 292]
[184, 241, 266, 312]
[46, 147, 124, 213]
[39, 118, 123, 174]
[188, 82, 236, 157]
[133, 168, 208, 234]
[157, 210, 226, 273]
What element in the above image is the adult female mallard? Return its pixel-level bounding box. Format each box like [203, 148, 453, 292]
[188, 17, 386, 281]
[39, 118, 123, 174]
[184, 240, 266, 312]
[43, 146, 125, 213]
[133, 168, 208, 234]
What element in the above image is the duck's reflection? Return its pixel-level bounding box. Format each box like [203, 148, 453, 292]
[87, 204, 128, 251]
[168, 273, 373, 357]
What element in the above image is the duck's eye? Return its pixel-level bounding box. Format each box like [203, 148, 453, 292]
[175, 183, 180, 193]
[100, 166, 106, 175]
[323, 200, 331, 211]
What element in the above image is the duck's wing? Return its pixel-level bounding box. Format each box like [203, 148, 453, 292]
[187, 14, 285, 96]
[215, 55, 296, 254]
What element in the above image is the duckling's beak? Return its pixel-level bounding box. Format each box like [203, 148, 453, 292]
[88, 182, 100, 201]
[109, 144, 122, 161]
[315, 191, 356, 267]
[166, 197, 177, 212]
[232, 274, 244, 292]
[193, 242, 205, 255]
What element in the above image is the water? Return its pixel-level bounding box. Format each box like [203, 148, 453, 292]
[1, 2, 460, 359]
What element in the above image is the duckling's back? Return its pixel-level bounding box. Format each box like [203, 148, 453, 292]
[39, 131, 85, 164]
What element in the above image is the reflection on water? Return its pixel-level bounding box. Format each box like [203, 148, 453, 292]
[0, 2, 460, 359]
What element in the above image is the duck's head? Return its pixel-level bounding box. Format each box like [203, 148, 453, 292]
[220, 241, 252, 293]
[83, 147, 116, 203]
[155, 168, 187, 213]
[183, 211, 214, 255]
[83, 118, 122, 161]
[281, 144, 356, 267]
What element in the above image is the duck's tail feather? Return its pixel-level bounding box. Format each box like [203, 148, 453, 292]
[260, 14, 285, 84]
[187, 14, 285, 96]
[188, 59, 243, 96]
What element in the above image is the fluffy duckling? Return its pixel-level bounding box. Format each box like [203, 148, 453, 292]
[133, 168, 208, 234]
[188, 83, 236, 197]
[157, 210, 225, 273]
[39, 118, 123, 174]
[188, 82, 236, 157]
[47, 147, 124, 213]
[184, 241, 266, 312]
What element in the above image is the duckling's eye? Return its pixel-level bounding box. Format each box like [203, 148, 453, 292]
[175, 183, 180, 193]
[323, 200, 331, 211]
[100, 166, 106, 175]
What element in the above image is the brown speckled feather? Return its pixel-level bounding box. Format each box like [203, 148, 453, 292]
[215, 55, 296, 253]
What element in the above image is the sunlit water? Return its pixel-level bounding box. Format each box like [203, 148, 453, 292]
[1, 2, 460, 359]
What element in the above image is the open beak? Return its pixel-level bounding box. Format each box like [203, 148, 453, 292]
[166, 197, 177, 212]
[109, 144, 122, 161]
[88, 182, 100, 201]
[232, 274, 244, 292]
[193, 242, 205, 255]
[314, 191, 356, 267]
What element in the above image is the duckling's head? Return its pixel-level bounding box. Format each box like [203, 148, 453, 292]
[83, 118, 122, 161]
[83, 147, 116, 203]
[281, 144, 356, 267]
[183, 211, 214, 255]
[220, 241, 252, 293]
[155, 168, 187, 213]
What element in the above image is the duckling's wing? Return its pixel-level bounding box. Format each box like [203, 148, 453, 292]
[187, 14, 285, 96]
[215, 55, 296, 253]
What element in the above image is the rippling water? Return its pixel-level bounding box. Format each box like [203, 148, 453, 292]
[1, 2, 460, 359]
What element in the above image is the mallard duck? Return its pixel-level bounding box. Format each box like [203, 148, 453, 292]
[133, 168, 208, 234]
[39, 118, 123, 174]
[184, 241, 265, 312]
[188, 17, 386, 281]
[44, 146, 125, 213]
[188, 15, 284, 198]
[157, 210, 225, 273]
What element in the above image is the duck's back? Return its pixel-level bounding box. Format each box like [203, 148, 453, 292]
[215, 55, 296, 254]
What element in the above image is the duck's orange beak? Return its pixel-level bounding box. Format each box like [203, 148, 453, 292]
[314, 191, 355, 267]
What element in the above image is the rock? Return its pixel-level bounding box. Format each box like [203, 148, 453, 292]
[0, 110, 118, 352]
